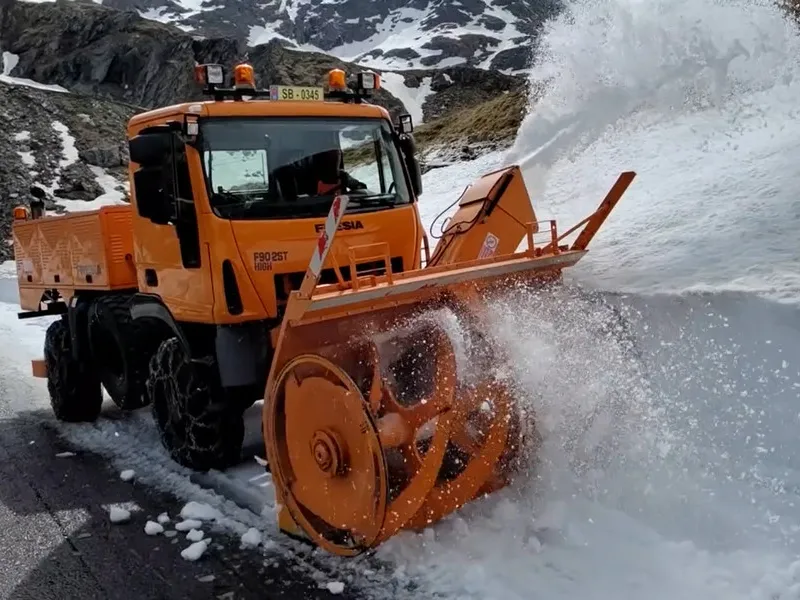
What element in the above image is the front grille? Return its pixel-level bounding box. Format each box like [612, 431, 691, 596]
[275, 256, 404, 303]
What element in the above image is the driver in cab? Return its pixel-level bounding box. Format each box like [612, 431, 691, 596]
[312, 147, 367, 196]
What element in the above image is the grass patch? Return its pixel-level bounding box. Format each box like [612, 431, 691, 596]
[339, 88, 531, 168]
[413, 89, 529, 152]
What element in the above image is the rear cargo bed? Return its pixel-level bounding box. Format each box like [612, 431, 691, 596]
[12, 205, 137, 311]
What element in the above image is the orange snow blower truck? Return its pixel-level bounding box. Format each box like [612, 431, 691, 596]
[11, 62, 635, 556]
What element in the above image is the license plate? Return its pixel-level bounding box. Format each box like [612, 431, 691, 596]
[269, 85, 324, 102]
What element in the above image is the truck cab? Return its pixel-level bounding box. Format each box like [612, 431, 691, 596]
[127, 64, 426, 326]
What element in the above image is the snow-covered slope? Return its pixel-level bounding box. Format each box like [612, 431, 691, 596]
[95, 0, 560, 73]
[507, 0, 800, 304]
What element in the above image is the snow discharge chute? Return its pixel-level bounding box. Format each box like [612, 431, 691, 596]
[263, 165, 636, 555]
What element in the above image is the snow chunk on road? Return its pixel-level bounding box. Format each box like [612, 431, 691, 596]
[180, 501, 223, 522]
[175, 518, 203, 531]
[186, 528, 205, 542]
[326, 581, 345, 595]
[157, 512, 170, 524]
[240, 527, 262, 548]
[109, 506, 131, 523]
[120, 469, 135, 481]
[55, 451, 76, 458]
[144, 521, 164, 535]
[180, 540, 208, 562]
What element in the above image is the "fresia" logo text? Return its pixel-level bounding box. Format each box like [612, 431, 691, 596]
[314, 220, 364, 233]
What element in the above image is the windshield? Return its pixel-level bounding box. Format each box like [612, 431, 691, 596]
[198, 117, 412, 220]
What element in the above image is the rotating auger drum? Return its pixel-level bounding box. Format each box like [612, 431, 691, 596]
[264, 303, 531, 556]
[263, 167, 637, 556]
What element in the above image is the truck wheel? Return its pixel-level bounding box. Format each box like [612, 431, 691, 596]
[146, 337, 244, 472]
[88, 295, 155, 411]
[44, 318, 103, 422]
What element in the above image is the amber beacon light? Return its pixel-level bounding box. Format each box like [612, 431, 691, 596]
[234, 63, 256, 89]
[327, 68, 346, 91]
[12, 206, 29, 221]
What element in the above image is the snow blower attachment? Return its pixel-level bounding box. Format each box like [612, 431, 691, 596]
[264, 167, 636, 556]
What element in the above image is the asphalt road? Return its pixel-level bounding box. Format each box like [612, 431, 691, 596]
[0, 404, 345, 600]
[0, 275, 347, 600]
[0, 277, 400, 600]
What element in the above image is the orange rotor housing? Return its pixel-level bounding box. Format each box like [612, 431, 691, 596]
[264, 301, 533, 555]
[262, 166, 636, 556]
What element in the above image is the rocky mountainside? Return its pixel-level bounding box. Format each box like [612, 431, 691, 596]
[0, 1, 399, 117]
[0, 0, 545, 262]
[101, 0, 561, 73]
[0, 0, 529, 123]
[0, 80, 137, 260]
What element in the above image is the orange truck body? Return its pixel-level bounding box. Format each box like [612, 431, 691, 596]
[14, 100, 422, 324]
[13, 206, 137, 311]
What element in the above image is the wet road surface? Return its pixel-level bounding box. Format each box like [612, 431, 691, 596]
[0, 407, 341, 600]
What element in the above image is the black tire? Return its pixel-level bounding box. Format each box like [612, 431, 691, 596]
[88, 295, 156, 411]
[44, 317, 103, 422]
[146, 337, 244, 472]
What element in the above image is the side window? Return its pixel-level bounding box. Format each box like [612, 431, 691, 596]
[146, 139, 201, 269]
[130, 130, 200, 268]
[142, 138, 192, 219]
[174, 143, 194, 202]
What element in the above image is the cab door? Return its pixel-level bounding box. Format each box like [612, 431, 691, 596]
[129, 129, 215, 322]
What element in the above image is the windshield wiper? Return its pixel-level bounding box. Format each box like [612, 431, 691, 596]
[211, 191, 257, 218]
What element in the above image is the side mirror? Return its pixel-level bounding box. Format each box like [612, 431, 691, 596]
[132, 167, 175, 225]
[397, 114, 414, 134]
[129, 130, 174, 167]
[398, 133, 422, 197]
